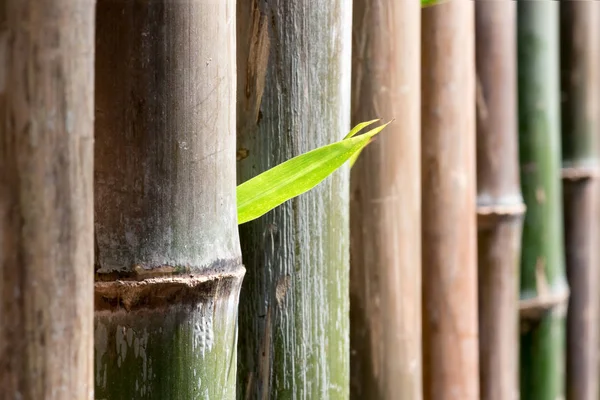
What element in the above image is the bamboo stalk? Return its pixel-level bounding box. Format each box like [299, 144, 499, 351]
[517, 2, 568, 399]
[236, 0, 352, 398]
[560, 2, 600, 399]
[348, 0, 421, 399]
[421, 1, 478, 398]
[475, 2, 523, 400]
[93, 2, 244, 398]
[0, 1, 95, 398]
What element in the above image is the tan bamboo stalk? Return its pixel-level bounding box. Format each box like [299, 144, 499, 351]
[94, 1, 244, 398]
[0, 1, 95, 398]
[421, 1, 478, 399]
[560, 2, 600, 399]
[349, 0, 421, 399]
[475, 2, 523, 400]
[236, 0, 352, 397]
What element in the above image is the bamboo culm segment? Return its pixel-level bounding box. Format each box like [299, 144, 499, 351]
[475, 2, 523, 400]
[1, 1, 95, 399]
[236, 0, 352, 398]
[421, 1, 478, 399]
[94, 1, 244, 398]
[560, 2, 600, 399]
[517, 2, 567, 399]
[349, 0, 422, 398]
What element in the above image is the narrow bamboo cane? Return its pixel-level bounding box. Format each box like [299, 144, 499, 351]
[349, 0, 421, 398]
[517, 2, 568, 399]
[93, 2, 244, 398]
[421, 1, 478, 398]
[560, 2, 600, 399]
[475, 2, 523, 400]
[0, 1, 95, 398]
[235, 1, 352, 398]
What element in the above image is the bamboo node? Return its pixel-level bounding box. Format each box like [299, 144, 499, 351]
[476, 203, 526, 229]
[519, 286, 570, 323]
[94, 265, 246, 312]
[561, 165, 600, 181]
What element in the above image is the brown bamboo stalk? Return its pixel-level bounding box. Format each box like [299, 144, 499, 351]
[349, 0, 421, 399]
[94, 1, 244, 397]
[475, 2, 523, 400]
[0, 1, 95, 398]
[421, 1, 478, 399]
[235, 1, 352, 397]
[560, 2, 600, 399]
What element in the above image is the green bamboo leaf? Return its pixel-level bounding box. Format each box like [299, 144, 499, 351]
[344, 118, 380, 139]
[421, 0, 444, 7]
[348, 119, 395, 168]
[237, 122, 390, 224]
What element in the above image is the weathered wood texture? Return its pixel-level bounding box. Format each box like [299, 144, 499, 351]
[0, 1, 95, 399]
[475, 2, 523, 400]
[94, 1, 244, 398]
[421, 1, 478, 399]
[560, 2, 600, 399]
[349, 0, 421, 399]
[517, 2, 567, 399]
[236, 0, 352, 398]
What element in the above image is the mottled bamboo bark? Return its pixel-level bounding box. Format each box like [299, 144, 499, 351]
[349, 1, 421, 399]
[236, 1, 352, 398]
[94, 1, 244, 398]
[560, 2, 600, 399]
[421, 1, 478, 399]
[517, 2, 568, 399]
[0, 1, 95, 399]
[475, 2, 523, 400]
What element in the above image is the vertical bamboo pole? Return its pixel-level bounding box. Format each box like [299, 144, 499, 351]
[0, 1, 95, 398]
[93, 1, 244, 398]
[560, 2, 600, 399]
[349, 0, 421, 399]
[421, 1, 478, 399]
[236, 0, 352, 398]
[517, 2, 568, 399]
[475, 2, 523, 400]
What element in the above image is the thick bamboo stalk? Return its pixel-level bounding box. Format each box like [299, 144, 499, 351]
[560, 2, 600, 399]
[421, 1, 478, 399]
[517, 2, 568, 399]
[475, 2, 523, 400]
[236, 1, 352, 398]
[94, 1, 244, 398]
[349, 0, 421, 399]
[0, 1, 95, 398]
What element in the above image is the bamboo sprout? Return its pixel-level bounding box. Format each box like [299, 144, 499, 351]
[560, 2, 600, 399]
[421, 1, 478, 398]
[93, 2, 244, 398]
[349, 0, 422, 398]
[0, 1, 95, 397]
[475, 2, 523, 399]
[517, 2, 568, 399]
[236, 0, 352, 397]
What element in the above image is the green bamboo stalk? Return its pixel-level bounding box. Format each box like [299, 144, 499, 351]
[235, 1, 351, 398]
[93, 1, 244, 398]
[517, 2, 568, 399]
[560, 2, 600, 399]
[475, 2, 523, 399]
[0, 1, 95, 398]
[349, 0, 422, 399]
[421, 1, 478, 398]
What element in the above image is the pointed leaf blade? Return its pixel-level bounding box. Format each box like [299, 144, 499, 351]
[348, 121, 392, 168]
[344, 118, 380, 140]
[237, 123, 388, 224]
